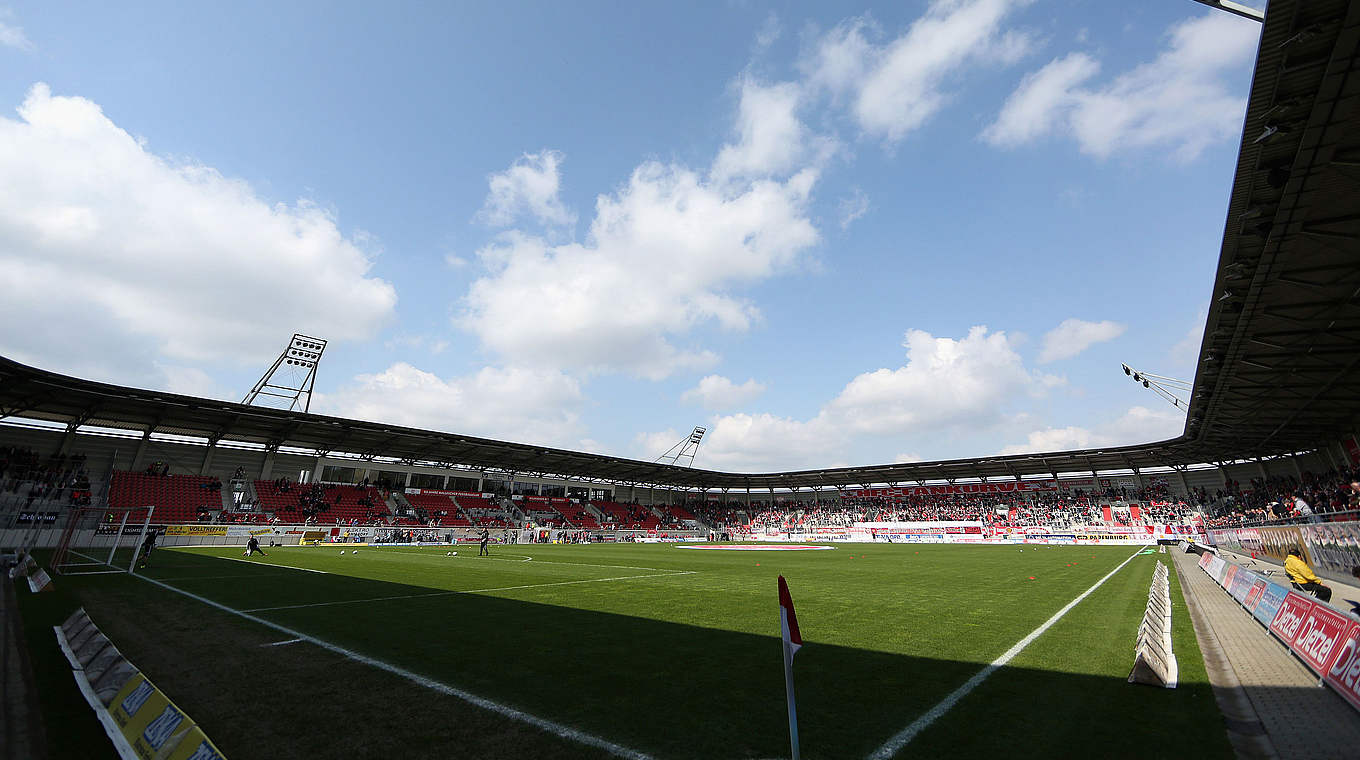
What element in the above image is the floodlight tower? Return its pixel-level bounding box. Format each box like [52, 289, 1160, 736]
[1120, 364, 1192, 413]
[656, 426, 707, 467]
[243, 334, 327, 413]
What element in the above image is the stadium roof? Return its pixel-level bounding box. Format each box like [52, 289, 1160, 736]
[2, 0, 1356, 492]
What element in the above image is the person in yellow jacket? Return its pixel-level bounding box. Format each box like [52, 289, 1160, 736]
[1285, 547, 1331, 603]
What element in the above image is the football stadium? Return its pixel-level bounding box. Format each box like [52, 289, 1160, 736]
[3, 1, 1360, 758]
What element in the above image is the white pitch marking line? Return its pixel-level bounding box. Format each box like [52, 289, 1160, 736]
[261, 637, 305, 647]
[240, 571, 698, 613]
[213, 556, 329, 573]
[365, 548, 535, 563]
[157, 574, 270, 582]
[363, 546, 680, 572]
[866, 547, 1146, 760]
[130, 574, 653, 760]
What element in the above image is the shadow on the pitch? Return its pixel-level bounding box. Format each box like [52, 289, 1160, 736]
[51, 548, 1243, 760]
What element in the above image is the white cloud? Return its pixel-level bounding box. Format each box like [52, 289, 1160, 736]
[0, 12, 33, 51]
[384, 334, 450, 355]
[754, 11, 781, 53]
[644, 326, 1059, 471]
[802, 0, 1035, 143]
[157, 364, 235, 400]
[477, 150, 575, 228]
[826, 325, 1056, 433]
[838, 187, 870, 229]
[999, 405, 1183, 455]
[1038, 318, 1126, 363]
[696, 412, 839, 472]
[0, 84, 397, 387]
[711, 76, 834, 182]
[983, 13, 1259, 160]
[982, 52, 1099, 147]
[1168, 304, 1208, 369]
[681, 374, 766, 410]
[460, 162, 820, 379]
[316, 362, 584, 447]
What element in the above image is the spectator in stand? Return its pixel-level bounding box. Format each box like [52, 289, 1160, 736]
[1285, 547, 1331, 603]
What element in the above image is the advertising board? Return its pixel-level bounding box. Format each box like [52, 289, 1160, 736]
[1291, 603, 1353, 674]
[1252, 582, 1290, 626]
[1325, 622, 1360, 711]
[1269, 591, 1316, 645]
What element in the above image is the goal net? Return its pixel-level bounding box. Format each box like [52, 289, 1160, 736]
[52, 505, 158, 575]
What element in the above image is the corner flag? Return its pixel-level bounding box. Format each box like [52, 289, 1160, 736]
[778, 575, 802, 760]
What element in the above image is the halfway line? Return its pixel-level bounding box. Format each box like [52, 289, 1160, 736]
[866, 546, 1145, 760]
[129, 573, 654, 760]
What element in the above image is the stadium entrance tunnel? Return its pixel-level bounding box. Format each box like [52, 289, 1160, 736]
[14, 546, 1241, 759]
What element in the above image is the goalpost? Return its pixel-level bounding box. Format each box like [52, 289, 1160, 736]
[51, 505, 157, 575]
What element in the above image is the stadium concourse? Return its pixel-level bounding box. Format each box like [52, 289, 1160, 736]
[4, 0, 1360, 758]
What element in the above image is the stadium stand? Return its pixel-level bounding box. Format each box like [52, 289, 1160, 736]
[253, 480, 390, 525]
[591, 501, 659, 530]
[402, 491, 474, 527]
[453, 494, 511, 527]
[108, 471, 222, 523]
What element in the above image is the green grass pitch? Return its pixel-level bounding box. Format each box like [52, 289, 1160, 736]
[18, 543, 1233, 759]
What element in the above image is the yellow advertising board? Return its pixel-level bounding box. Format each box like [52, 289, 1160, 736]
[164, 525, 228, 536]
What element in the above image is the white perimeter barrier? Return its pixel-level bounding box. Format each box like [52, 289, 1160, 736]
[1129, 560, 1178, 688]
[55, 607, 227, 759]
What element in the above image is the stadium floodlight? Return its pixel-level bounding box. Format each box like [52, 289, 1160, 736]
[1120, 363, 1191, 413]
[243, 333, 328, 413]
[656, 426, 707, 467]
[1187, 0, 1263, 22]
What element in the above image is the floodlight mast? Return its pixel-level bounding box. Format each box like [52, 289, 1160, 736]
[656, 426, 707, 467]
[243, 334, 327, 413]
[1120, 363, 1192, 412]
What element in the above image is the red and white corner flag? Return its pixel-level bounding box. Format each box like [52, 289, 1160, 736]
[779, 575, 803, 657]
[778, 575, 802, 760]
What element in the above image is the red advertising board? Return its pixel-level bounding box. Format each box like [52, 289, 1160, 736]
[1269, 592, 1316, 645]
[1292, 604, 1353, 674]
[1325, 622, 1360, 711]
[1222, 564, 1238, 591]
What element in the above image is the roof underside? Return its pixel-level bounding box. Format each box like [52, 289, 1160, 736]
[1, 0, 1357, 491]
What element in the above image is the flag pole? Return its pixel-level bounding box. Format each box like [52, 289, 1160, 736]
[778, 575, 802, 760]
[783, 630, 801, 760]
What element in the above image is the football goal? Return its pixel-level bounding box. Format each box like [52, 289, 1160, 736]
[51, 505, 158, 575]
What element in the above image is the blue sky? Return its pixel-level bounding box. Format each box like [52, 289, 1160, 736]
[0, 1, 1264, 471]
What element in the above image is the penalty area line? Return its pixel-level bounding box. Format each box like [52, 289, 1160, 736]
[866, 546, 1145, 760]
[130, 573, 655, 760]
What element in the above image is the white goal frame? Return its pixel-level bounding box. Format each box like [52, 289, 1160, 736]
[52, 505, 157, 575]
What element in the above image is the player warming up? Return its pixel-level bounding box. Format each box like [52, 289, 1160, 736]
[135, 529, 159, 569]
[244, 536, 268, 558]
[479, 528, 490, 556]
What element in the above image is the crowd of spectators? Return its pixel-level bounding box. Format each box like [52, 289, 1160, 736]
[701, 488, 1203, 532]
[1203, 467, 1360, 527]
[0, 447, 91, 506]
